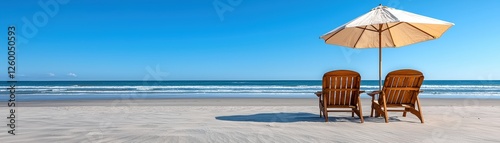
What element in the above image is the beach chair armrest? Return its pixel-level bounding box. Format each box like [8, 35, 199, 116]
[360, 90, 365, 93]
[367, 90, 381, 96]
[315, 91, 322, 97]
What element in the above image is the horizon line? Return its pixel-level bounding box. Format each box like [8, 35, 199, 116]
[3, 79, 500, 82]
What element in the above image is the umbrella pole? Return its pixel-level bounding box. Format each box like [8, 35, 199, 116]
[378, 24, 382, 90]
[379, 45, 382, 90]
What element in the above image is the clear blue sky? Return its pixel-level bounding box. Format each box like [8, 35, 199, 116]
[1, 0, 499, 80]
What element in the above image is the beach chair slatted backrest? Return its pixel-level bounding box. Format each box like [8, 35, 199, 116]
[381, 69, 424, 105]
[319, 70, 364, 123]
[322, 70, 361, 107]
[369, 69, 425, 123]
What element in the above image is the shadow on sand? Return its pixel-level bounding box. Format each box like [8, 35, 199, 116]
[215, 112, 418, 123]
[216, 112, 368, 123]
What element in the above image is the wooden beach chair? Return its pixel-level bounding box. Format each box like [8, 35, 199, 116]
[368, 69, 425, 123]
[315, 70, 364, 123]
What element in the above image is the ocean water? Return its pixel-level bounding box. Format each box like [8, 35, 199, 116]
[1, 80, 500, 101]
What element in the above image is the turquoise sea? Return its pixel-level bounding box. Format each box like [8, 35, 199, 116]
[2, 80, 500, 101]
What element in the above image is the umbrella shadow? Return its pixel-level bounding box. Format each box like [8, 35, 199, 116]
[215, 112, 365, 123]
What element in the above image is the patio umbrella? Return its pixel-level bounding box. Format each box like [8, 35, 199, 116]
[321, 4, 454, 90]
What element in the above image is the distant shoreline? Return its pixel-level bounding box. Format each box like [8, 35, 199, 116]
[2, 80, 499, 101]
[8, 95, 500, 103]
[2, 80, 500, 82]
[16, 98, 500, 107]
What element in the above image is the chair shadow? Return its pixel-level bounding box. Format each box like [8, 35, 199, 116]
[367, 115, 422, 124]
[388, 116, 422, 123]
[215, 112, 364, 123]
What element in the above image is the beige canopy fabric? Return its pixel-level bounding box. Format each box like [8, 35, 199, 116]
[321, 5, 454, 89]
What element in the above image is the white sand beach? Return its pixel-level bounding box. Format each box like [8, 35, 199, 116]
[1, 98, 499, 142]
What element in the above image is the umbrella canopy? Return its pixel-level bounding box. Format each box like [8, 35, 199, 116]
[321, 4, 454, 89]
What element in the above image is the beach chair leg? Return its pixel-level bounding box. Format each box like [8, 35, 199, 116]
[352, 112, 354, 117]
[383, 109, 388, 123]
[358, 99, 364, 123]
[324, 111, 329, 122]
[319, 106, 321, 118]
[370, 107, 374, 117]
[403, 108, 408, 117]
[370, 95, 375, 117]
[416, 98, 424, 123]
[372, 104, 380, 117]
[381, 95, 389, 123]
[359, 112, 364, 123]
[352, 109, 364, 123]
[319, 98, 322, 118]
